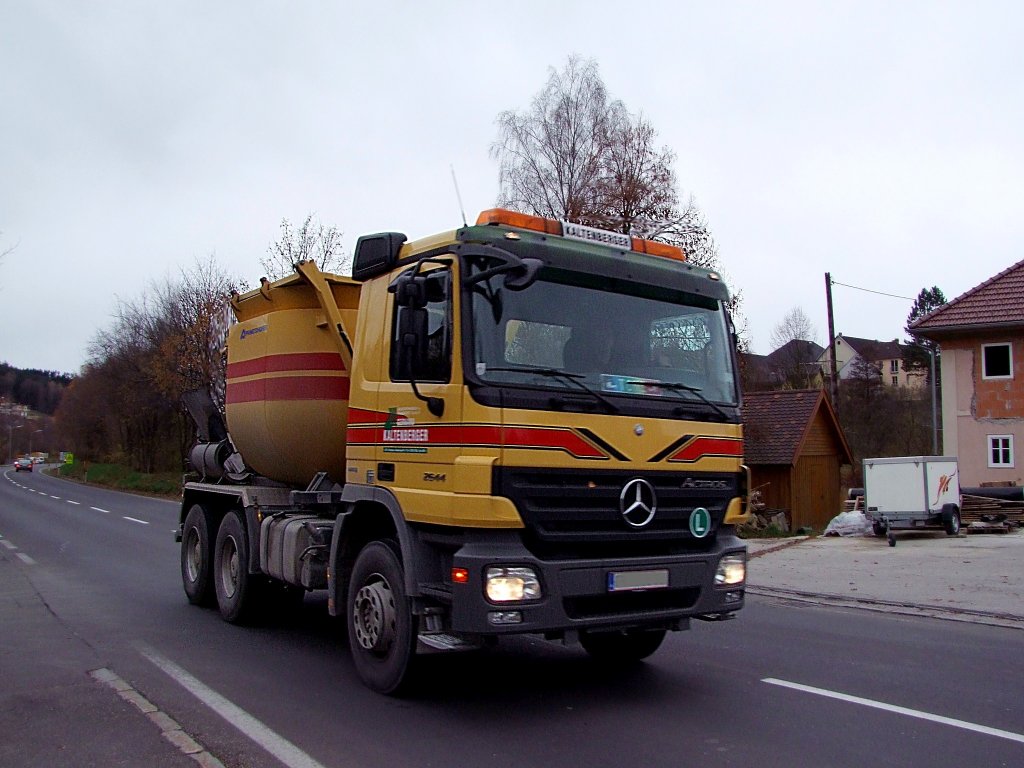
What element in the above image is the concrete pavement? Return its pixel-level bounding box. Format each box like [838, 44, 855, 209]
[0, 547, 223, 768]
[746, 529, 1024, 630]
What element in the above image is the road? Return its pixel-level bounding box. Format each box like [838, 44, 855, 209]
[2, 467, 1023, 767]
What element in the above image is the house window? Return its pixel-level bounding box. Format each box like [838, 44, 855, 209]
[988, 435, 1014, 468]
[889, 359, 899, 374]
[891, 376, 898, 386]
[982, 343, 1013, 379]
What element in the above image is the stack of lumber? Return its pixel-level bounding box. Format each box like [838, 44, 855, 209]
[960, 494, 1024, 531]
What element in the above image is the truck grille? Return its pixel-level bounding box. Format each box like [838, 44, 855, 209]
[494, 467, 736, 558]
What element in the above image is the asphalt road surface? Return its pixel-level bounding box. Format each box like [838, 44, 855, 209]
[2, 467, 1023, 767]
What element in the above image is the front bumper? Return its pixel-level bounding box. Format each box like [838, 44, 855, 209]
[448, 533, 746, 634]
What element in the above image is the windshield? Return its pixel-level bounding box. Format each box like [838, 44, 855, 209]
[468, 266, 739, 407]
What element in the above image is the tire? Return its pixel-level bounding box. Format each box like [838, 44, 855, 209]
[181, 504, 216, 606]
[943, 506, 961, 536]
[872, 522, 886, 537]
[214, 510, 257, 624]
[346, 540, 417, 695]
[580, 628, 667, 661]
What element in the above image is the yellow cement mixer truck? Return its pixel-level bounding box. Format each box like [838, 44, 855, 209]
[178, 209, 750, 694]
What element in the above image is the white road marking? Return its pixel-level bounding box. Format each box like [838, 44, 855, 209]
[49, 495, 61, 499]
[763, 678, 1024, 744]
[141, 647, 331, 768]
[67, 500, 81, 505]
[1, 540, 17, 550]
[16, 552, 35, 565]
[123, 516, 150, 525]
[91, 506, 111, 514]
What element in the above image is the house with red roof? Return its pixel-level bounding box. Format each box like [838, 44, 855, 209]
[742, 389, 853, 531]
[911, 259, 1024, 486]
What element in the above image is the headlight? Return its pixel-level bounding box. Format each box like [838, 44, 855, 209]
[485, 566, 541, 602]
[715, 553, 746, 586]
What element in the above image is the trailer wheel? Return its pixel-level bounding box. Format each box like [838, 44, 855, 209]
[943, 505, 961, 536]
[214, 511, 257, 624]
[347, 540, 417, 695]
[181, 504, 215, 607]
[871, 521, 886, 537]
[580, 628, 667, 661]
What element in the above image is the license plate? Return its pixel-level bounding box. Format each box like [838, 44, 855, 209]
[608, 569, 669, 592]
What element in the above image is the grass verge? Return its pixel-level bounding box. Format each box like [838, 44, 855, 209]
[58, 462, 181, 499]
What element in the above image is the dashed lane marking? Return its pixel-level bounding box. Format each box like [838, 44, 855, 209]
[15, 552, 35, 565]
[67, 500, 81, 505]
[763, 678, 1024, 745]
[123, 517, 150, 525]
[1, 540, 17, 550]
[91, 507, 111, 514]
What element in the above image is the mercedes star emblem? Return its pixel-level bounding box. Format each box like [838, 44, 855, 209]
[620, 477, 657, 528]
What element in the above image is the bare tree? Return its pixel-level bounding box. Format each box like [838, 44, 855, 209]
[491, 56, 721, 269]
[0, 230, 16, 277]
[767, 307, 820, 389]
[770, 307, 817, 351]
[492, 56, 613, 223]
[261, 214, 347, 280]
[64, 256, 241, 472]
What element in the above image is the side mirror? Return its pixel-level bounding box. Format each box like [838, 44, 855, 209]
[396, 306, 428, 377]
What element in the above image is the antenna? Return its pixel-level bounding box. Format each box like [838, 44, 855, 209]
[450, 164, 468, 227]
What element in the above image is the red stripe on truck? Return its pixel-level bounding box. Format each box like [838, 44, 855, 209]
[227, 352, 346, 379]
[668, 437, 742, 463]
[226, 376, 351, 404]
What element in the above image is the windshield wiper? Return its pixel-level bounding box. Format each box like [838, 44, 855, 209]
[627, 380, 730, 421]
[484, 365, 620, 413]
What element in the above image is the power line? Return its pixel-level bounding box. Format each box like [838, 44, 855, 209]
[828, 278, 913, 301]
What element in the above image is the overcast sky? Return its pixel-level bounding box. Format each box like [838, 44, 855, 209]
[2, 2, 1022, 373]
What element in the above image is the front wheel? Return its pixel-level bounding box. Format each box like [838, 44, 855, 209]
[346, 541, 417, 695]
[580, 628, 667, 661]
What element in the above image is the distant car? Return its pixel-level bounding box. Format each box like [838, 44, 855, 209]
[14, 457, 33, 472]
[31, 456, 43, 464]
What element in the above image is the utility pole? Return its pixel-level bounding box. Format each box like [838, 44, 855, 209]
[825, 272, 839, 408]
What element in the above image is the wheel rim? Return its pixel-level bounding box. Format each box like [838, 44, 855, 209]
[951, 516, 960, 533]
[219, 536, 239, 599]
[352, 574, 397, 654]
[185, 528, 201, 582]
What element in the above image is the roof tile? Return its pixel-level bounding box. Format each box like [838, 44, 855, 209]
[911, 258, 1024, 333]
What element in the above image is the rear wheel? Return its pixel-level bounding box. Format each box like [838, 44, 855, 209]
[181, 504, 215, 606]
[346, 540, 417, 695]
[872, 521, 886, 537]
[580, 628, 667, 661]
[214, 511, 257, 623]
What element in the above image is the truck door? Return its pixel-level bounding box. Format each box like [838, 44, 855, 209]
[376, 262, 464, 522]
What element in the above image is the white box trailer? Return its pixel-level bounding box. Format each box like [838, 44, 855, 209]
[863, 456, 961, 546]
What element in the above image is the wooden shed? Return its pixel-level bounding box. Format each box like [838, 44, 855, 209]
[742, 389, 853, 531]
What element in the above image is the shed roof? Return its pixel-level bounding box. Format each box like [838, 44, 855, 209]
[742, 388, 853, 466]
